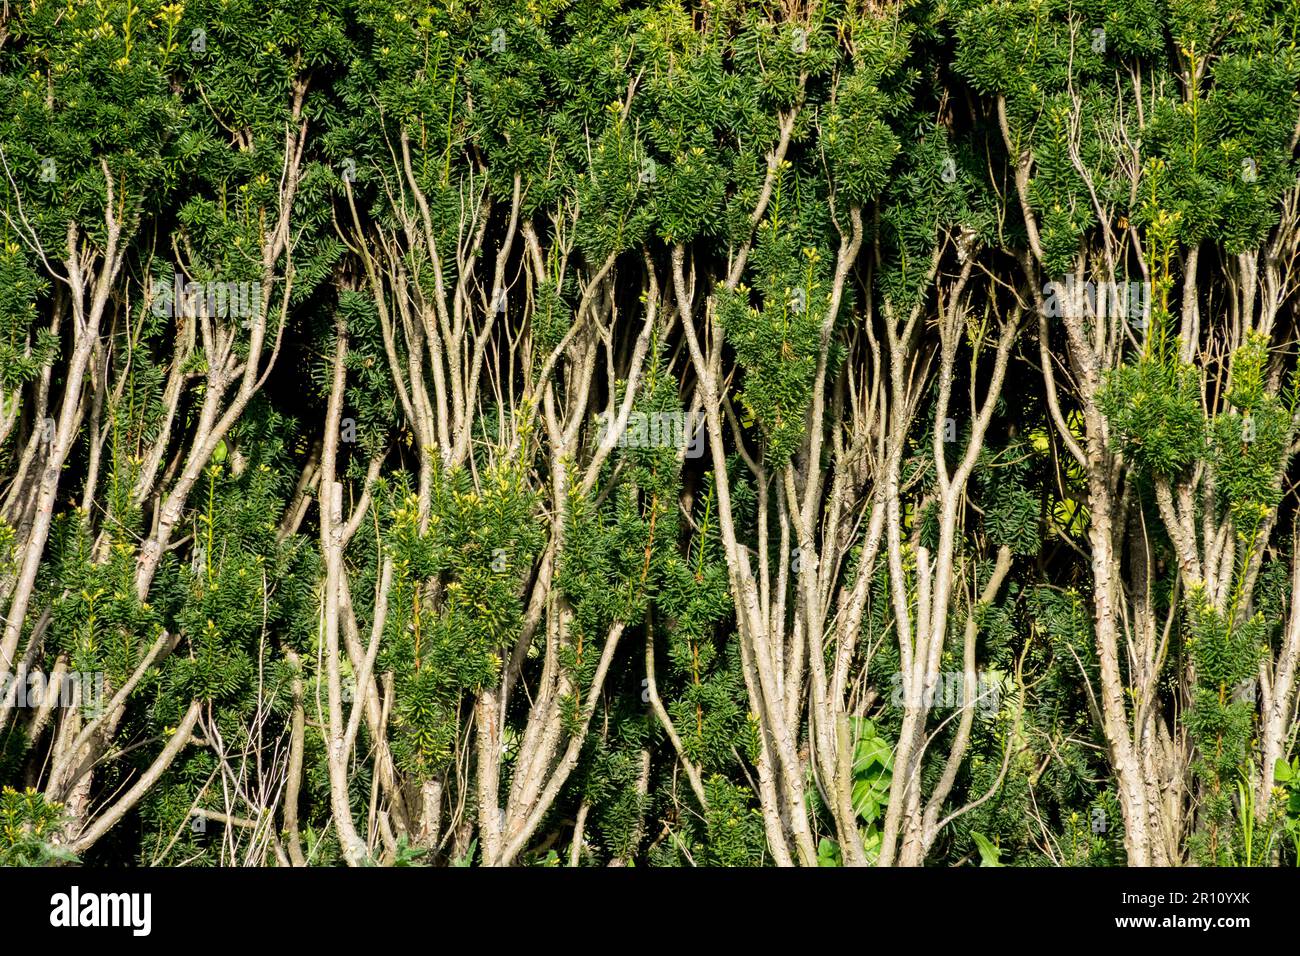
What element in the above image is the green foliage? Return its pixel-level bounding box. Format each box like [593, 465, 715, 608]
[0, 787, 76, 866]
[4, 0, 1300, 871]
[383, 462, 545, 778]
[1209, 333, 1292, 526]
[1273, 758, 1300, 862]
[1101, 358, 1204, 479]
[970, 831, 1005, 867]
[1185, 593, 1265, 865]
[679, 776, 767, 867]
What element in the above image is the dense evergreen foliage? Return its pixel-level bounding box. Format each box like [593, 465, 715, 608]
[1, 0, 1299, 867]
